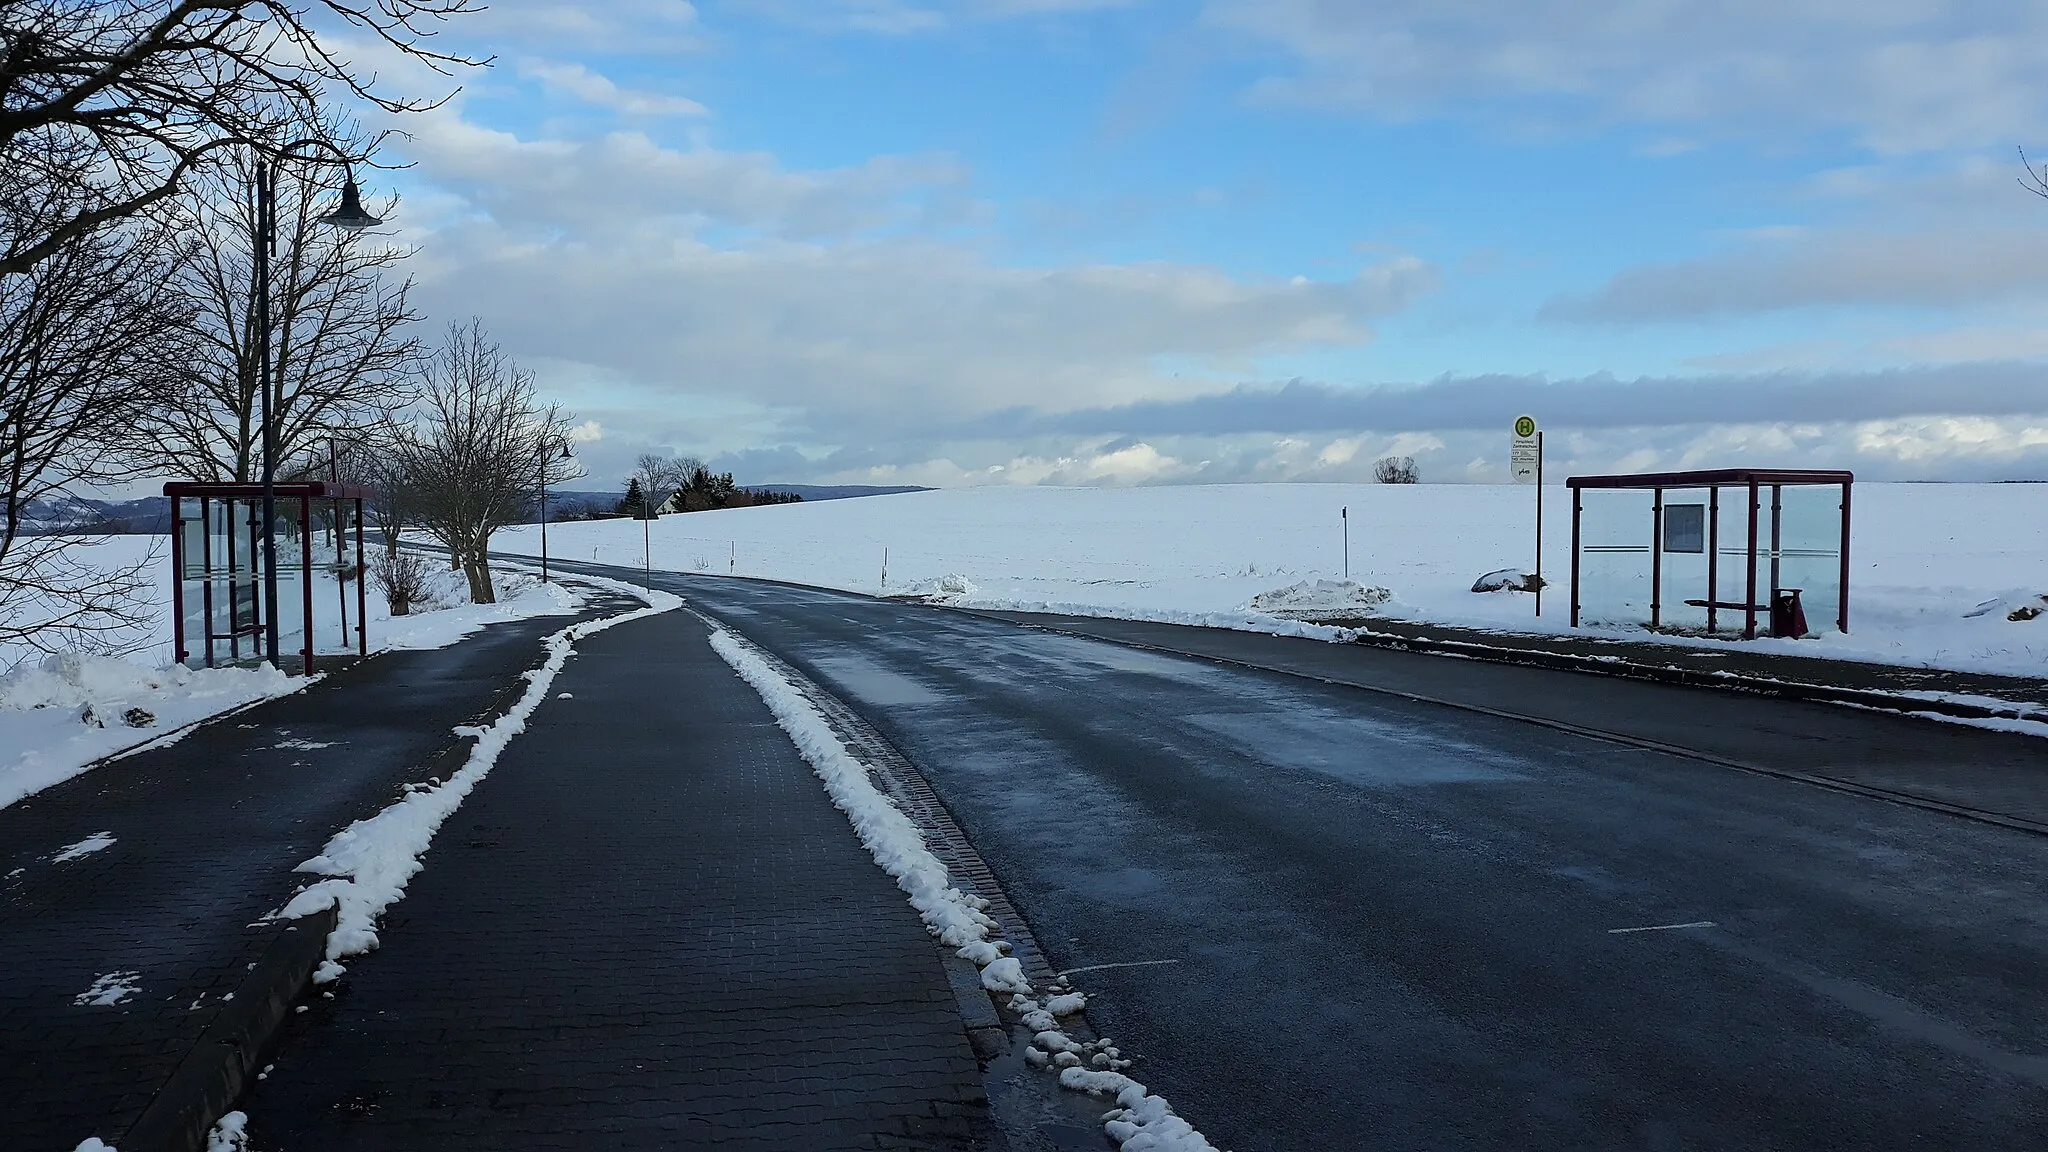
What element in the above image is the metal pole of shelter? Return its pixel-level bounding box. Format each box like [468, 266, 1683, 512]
[1769, 484, 1783, 635]
[1706, 487, 1720, 634]
[300, 496, 315, 674]
[1568, 485, 1582, 628]
[1650, 487, 1663, 630]
[1839, 480, 1853, 634]
[1744, 480, 1760, 641]
[171, 501, 188, 665]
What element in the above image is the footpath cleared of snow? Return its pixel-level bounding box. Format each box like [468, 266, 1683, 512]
[276, 572, 679, 978]
[0, 562, 581, 812]
[494, 482, 2048, 680]
[708, 625, 1223, 1152]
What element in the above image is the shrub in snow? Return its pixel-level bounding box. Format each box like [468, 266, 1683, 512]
[1471, 568, 1544, 593]
[372, 549, 434, 616]
[1246, 579, 1391, 615]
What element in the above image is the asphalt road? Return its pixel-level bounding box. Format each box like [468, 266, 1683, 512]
[558, 561, 2048, 1152]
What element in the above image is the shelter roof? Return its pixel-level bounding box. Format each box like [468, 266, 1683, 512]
[1566, 468, 1853, 491]
[163, 481, 373, 500]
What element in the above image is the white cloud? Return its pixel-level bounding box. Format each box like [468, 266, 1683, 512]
[389, 102, 1436, 485]
[516, 60, 708, 117]
[735, 0, 1140, 34]
[1543, 226, 2048, 321]
[1205, 1, 2048, 153]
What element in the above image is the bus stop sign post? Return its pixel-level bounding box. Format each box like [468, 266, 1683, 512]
[1512, 415, 1543, 617]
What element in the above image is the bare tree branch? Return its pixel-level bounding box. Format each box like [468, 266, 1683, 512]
[0, 195, 189, 660]
[141, 116, 420, 481]
[1, 0, 488, 275]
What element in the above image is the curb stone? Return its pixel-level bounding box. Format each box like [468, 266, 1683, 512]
[1338, 625, 2048, 726]
[118, 905, 338, 1152]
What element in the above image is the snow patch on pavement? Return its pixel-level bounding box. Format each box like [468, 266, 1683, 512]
[205, 1110, 250, 1152]
[51, 832, 116, 862]
[73, 971, 140, 1006]
[705, 625, 1222, 1152]
[276, 576, 681, 974]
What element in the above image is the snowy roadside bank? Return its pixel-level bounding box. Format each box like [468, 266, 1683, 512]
[1, 559, 583, 812]
[707, 623, 1224, 1152]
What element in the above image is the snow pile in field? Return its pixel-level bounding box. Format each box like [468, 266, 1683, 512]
[707, 624, 1223, 1152]
[894, 573, 979, 599]
[0, 653, 298, 810]
[494, 482, 2048, 680]
[1246, 579, 1391, 617]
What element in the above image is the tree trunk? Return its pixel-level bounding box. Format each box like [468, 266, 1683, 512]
[464, 537, 495, 604]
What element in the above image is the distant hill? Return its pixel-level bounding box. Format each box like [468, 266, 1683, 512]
[19, 494, 170, 535]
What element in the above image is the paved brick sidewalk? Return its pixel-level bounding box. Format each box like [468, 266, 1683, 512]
[0, 597, 623, 1152]
[239, 607, 990, 1151]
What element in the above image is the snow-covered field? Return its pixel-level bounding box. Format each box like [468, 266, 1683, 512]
[1, 535, 580, 810]
[492, 482, 2048, 680]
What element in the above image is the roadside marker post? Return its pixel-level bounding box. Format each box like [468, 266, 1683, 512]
[1511, 415, 1544, 617]
[1342, 506, 1349, 580]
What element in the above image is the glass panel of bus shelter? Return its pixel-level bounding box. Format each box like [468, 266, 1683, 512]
[1773, 483, 1844, 634]
[1657, 489, 1712, 633]
[1576, 488, 1654, 626]
[270, 496, 308, 667]
[189, 497, 266, 668]
[1711, 485, 1766, 636]
[306, 499, 360, 655]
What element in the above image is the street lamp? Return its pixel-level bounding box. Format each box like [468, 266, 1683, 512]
[537, 436, 574, 583]
[252, 140, 383, 670]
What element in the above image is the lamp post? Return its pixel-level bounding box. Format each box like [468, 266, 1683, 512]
[537, 436, 573, 583]
[253, 141, 383, 669]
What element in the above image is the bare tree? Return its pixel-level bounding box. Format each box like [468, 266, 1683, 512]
[633, 452, 701, 510]
[0, 202, 189, 661]
[143, 126, 420, 482]
[0, 0, 486, 277]
[395, 320, 573, 604]
[1374, 455, 1419, 484]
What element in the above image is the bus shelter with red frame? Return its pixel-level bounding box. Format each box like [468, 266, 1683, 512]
[1566, 468, 1852, 640]
[165, 481, 370, 675]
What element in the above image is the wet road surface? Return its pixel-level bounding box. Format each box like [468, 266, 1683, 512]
[561, 563, 2048, 1152]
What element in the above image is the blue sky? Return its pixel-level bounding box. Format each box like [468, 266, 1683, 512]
[352, 0, 2048, 486]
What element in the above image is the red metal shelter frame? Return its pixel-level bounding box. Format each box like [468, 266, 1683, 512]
[165, 481, 370, 674]
[1566, 468, 1853, 640]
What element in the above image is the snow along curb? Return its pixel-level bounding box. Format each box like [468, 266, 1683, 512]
[706, 624, 1224, 1152]
[277, 576, 682, 978]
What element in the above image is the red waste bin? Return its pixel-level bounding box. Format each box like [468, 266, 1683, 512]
[1771, 588, 1808, 638]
